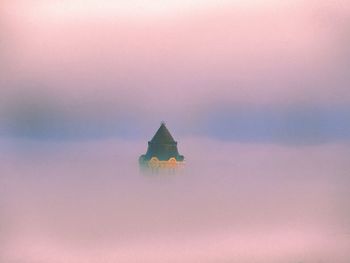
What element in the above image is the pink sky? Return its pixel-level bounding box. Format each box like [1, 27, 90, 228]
[1, 0, 349, 142]
[2, 0, 350, 118]
[1, 2, 350, 262]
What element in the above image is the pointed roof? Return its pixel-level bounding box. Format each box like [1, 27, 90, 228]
[140, 122, 184, 162]
[150, 122, 176, 144]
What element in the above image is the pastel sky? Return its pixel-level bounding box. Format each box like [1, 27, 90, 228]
[1, 2, 350, 262]
[1, 0, 350, 142]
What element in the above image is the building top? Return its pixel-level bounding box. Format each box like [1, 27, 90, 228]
[139, 122, 184, 162]
[150, 122, 176, 144]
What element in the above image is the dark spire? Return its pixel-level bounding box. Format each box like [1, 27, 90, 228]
[139, 123, 184, 162]
[150, 122, 176, 144]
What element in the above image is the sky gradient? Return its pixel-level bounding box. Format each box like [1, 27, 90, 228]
[1, 1, 350, 262]
[1, 0, 350, 142]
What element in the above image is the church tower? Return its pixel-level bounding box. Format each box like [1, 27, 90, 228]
[139, 122, 184, 169]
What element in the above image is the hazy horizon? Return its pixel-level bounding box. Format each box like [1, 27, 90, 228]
[1, 0, 350, 262]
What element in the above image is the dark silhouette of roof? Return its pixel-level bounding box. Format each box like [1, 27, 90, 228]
[139, 123, 184, 162]
[150, 123, 176, 144]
